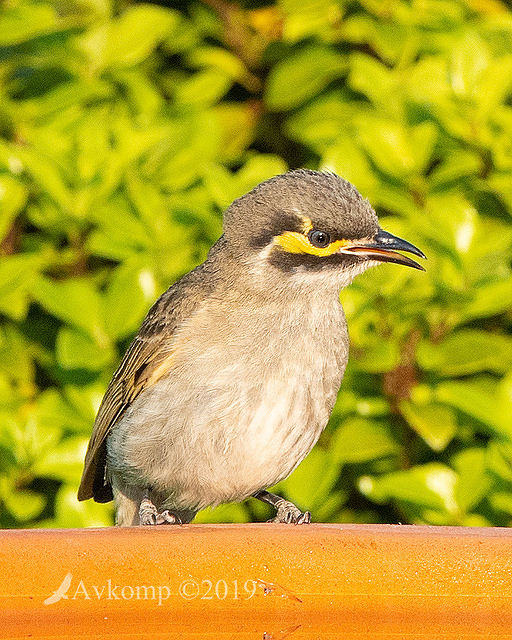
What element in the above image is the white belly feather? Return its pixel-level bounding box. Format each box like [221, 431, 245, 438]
[107, 297, 348, 510]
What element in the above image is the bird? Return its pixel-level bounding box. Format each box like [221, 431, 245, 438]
[77, 169, 425, 526]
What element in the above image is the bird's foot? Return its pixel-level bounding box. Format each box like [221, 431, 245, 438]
[253, 489, 311, 525]
[270, 499, 311, 525]
[139, 497, 182, 525]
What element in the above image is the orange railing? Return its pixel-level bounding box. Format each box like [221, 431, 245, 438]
[2, 523, 512, 639]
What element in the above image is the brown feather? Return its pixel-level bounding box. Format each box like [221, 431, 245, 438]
[77, 257, 219, 502]
[77, 335, 176, 501]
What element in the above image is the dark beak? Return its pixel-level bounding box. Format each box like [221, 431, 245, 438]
[340, 229, 426, 271]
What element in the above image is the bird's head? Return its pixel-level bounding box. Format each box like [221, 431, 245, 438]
[221, 169, 425, 289]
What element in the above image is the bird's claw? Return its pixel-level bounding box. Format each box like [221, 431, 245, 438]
[156, 509, 181, 525]
[139, 497, 181, 525]
[269, 500, 311, 525]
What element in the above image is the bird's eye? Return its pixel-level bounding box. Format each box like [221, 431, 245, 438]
[308, 229, 331, 248]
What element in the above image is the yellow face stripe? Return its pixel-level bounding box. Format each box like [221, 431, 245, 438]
[273, 231, 349, 257]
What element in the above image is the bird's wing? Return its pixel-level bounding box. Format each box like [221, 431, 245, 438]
[77, 265, 209, 503]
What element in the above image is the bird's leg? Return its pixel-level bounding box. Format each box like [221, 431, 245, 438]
[253, 489, 311, 524]
[139, 490, 182, 525]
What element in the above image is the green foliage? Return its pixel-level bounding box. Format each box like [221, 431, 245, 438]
[0, 0, 511, 528]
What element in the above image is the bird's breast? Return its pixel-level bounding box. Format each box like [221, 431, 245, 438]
[108, 294, 349, 509]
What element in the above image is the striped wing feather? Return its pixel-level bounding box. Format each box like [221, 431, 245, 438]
[77, 263, 210, 502]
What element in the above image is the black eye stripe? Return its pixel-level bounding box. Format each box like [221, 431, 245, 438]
[308, 229, 331, 248]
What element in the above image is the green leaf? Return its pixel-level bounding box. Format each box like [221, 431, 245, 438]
[201, 163, 238, 210]
[34, 436, 87, 484]
[428, 150, 482, 189]
[63, 384, 101, 435]
[400, 401, 456, 451]
[488, 171, 512, 210]
[187, 46, 248, 82]
[280, 0, 344, 43]
[18, 80, 113, 120]
[343, 14, 412, 64]
[5, 409, 62, 469]
[103, 260, 156, 341]
[356, 117, 438, 179]
[0, 254, 42, 320]
[417, 330, 512, 376]
[0, 324, 34, 385]
[124, 171, 168, 233]
[407, 56, 451, 112]
[415, 192, 479, 259]
[463, 218, 512, 284]
[462, 278, 512, 321]
[348, 53, 401, 118]
[211, 103, 258, 161]
[0, 3, 59, 46]
[436, 379, 512, 441]
[0, 175, 27, 243]
[486, 441, 512, 483]
[174, 69, 232, 108]
[161, 12, 199, 54]
[156, 115, 221, 191]
[194, 502, 249, 524]
[359, 463, 458, 514]
[56, 326, 114, 371]
[448, 31, 491, 99]
[353, 338, 400, 373]
[265, 46, 347, 111]
[235, 155, 288, 197]
[330, 417, 399, 463]
[322, 140, 378, 199]
[38, 486, 113, 528]
[489, 492, 512, 516]
[89, 5, 179, 70]
[88, 195, 154, 256]
[2, 485, 46, 522]
[33, 276, 109, 347]
[15, 147, 72, 213]
[277, 445, 342, 509]
[111, 70, 165, 122]
[452, 448, 492, 513]
[285, 92, 358, 151]
[36, 389, 92, 436]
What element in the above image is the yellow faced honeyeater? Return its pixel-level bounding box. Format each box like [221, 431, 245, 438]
[78, 170, 425, 525]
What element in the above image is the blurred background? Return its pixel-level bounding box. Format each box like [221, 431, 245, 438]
[0, 0, 512, 528]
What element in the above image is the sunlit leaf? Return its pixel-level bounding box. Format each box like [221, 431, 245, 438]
[3, 486, 46, 522]
[102, 260, 156, 341]
[174, 69, 232, 108]
[0, 3, 60, 46]
[88, 5, 179, 69]
[39, 485, 113, 528]
[56, 326, 114, 371]
[0, 254, 42, 320]
[436, 380, 512, 441]
[33, 276, 109, 347]
[417, 330, 512, 376]
[265, 45, 347, 110]
[0, 175, 27, 243]
[277, 446, 342, 509]
[359, 463, 459, 514]
[330, 417, 399, 463]
[400, 401, 456, 451]
[452, 448, 492, 513]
